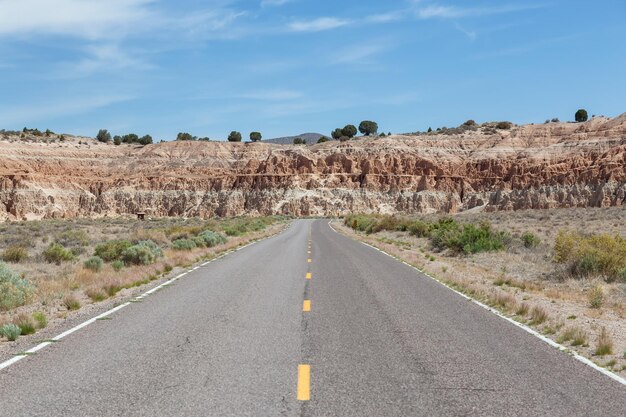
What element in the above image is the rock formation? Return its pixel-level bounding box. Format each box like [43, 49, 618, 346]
[1, 115, 625, 220]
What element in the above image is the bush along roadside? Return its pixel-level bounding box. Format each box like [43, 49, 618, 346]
[339, 214, 626, 374]
[0, 216, 286, 342]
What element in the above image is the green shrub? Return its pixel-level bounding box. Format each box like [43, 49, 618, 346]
[521, 232, 541, 248]
[430, 219, 507, 254]
[1, 245, 28, 263]
[56, 230, 90, 247]
[32, 311, 48, 329]
[198, 230, 227, 247]
[121, 240, 163, 265]
[192, 236, 206, 248]
[94, 239, 132, 262]
[554, 231, 626, 281]
[42, 242, 75, 264]
[111, 260, 124, 272]
[408, 220, 431, 237]
[0, 323, 21, 341]
[0, 261, 34, 310]
[172, 239, 197, 251]
[14, 313, 36, 335]
[344, 214, 378, 233]
[83, 256, 104, 272]
[496, 121, 512, 130]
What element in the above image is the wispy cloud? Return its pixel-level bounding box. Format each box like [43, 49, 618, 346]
[0, 95, 133, 125]
[0, 0, 155, 40]
[0, 0, 246, 42]
[415, 3, 546, 19]
[233, 89, 303, 101]
[289, 17, 351, 32]
[261, 0, 293, 7]
[330, 43, 388, 65]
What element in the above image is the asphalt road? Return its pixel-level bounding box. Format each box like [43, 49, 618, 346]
[0, 219, 625, 416]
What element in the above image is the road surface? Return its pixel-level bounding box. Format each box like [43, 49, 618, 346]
[0, 219, 624, 416]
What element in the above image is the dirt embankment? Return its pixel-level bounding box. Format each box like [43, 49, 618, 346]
[1, 115, 625, 220]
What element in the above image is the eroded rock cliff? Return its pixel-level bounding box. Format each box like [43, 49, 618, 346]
[1, 115, 625, 220]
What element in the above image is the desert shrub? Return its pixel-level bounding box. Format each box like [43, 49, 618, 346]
[42, 242, 75, 264]
[121, 240, 163, 265]
[14, 313, 36, 335]
[344, 214, 378, 233]
[64, 295, 81, 311]
[111, 260, 124, 272]
[94, 239, 132, 262]
[407, 220, 431, 237]
[1, 245, 28, 263]
[317, 136, 329, 143]
[529, 305, 548, 325]
[83, 256, 104, 272]
[192, 236, 206, 248]
[96, 129, 111, 143]
[430, 219, 507, 254]
[172, 239, 197, 251]
[198, 230, 227, 247]
[496, 121, 512, 130]
[32, 311, 47, 329]
[595, 327, 613, 356]
[249, 132, 262, 142]
[368, 216, 410, 234]
[557, 326, 587, 346]
[221, 217, 272, 236]
[588, 285, 604, 309]
[0, 323, 21, 341]
[86, 287, 107, 302]
[554, 231, 626, 281]
[56, 229, 90, 247]
[0, 261, 34, 310]
[521, 232, 541, 248]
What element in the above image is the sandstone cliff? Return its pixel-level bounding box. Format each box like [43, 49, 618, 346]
[1, 115, 625, 220]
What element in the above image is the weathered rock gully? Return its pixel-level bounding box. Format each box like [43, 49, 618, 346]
[1, 115, 625, 220]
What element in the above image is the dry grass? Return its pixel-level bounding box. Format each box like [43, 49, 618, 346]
[557, 326, 588, 346]
[595, 327, 613, 356]
[529, 305, 549, 325]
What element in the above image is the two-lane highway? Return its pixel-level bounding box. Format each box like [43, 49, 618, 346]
[0, 219, 625, 416]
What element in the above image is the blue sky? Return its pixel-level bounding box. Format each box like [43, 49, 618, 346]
[0, 0, 625, 140]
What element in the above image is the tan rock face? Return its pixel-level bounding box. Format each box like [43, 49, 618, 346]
[1, 115, 625, 220]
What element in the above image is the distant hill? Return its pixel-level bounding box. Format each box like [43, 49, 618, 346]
[263, 133, 331, 145]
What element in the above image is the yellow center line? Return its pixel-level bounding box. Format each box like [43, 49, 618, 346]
[306, 272, 311, 280]
[297, 365, 311, 401]
[303, 300, 311, 312]
[307, 258, 312, 263]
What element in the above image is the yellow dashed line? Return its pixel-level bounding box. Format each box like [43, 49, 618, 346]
[303, 300, 311, 312]
[297, 365, 311, 401]
[307, 258, 312, 263]
[306, 272, 311, 280]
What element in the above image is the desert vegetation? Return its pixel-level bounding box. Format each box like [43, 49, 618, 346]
[339, 207, 626, 373]
[0, 216, 285, 342]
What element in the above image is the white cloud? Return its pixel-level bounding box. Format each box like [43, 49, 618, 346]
[289, 17, 351, 32]
[0, 0, 156, 40]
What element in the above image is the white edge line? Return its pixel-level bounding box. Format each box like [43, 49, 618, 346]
[0, 225, 287, 372]
[328, 219, 626, 387]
